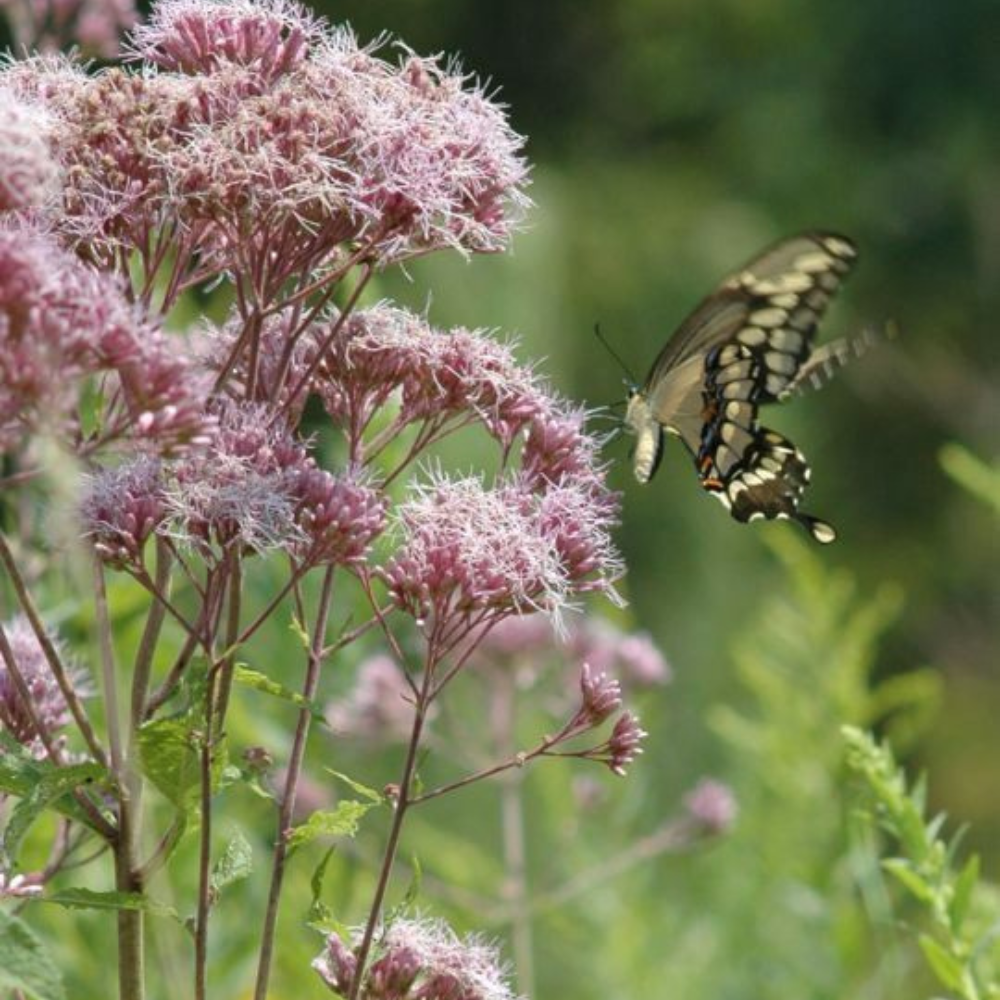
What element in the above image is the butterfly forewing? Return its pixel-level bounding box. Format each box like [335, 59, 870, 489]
[630, 231, 858, 543]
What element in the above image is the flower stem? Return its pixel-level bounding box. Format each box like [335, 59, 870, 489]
[253, 565, 337, 1000]
[347, 658, 435, 1000]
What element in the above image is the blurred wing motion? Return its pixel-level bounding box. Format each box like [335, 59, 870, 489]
[624, 232, 858, 543]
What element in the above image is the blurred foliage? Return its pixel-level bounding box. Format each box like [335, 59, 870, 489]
[845, 727, 1000, 1000]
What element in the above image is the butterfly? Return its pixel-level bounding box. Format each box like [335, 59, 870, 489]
[624, 232, 859, 544]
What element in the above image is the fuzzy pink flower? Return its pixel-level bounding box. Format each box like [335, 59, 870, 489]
[522, 401, 605, 488]
[291, 467, 386, 566]
[380, 474, 570, 625]
[81, 457, 166, 568]
[0, 615, 88, 758]
[535, 479, 623, 596]
[314, 304, 546, 447]
[128, 0, 321, 79]
[164, 400, 310, 555]
[0, 88, 61, 211]
[314, 917, 517, 1000]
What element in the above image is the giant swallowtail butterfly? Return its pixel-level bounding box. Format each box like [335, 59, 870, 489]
[624, 232, 858, 544]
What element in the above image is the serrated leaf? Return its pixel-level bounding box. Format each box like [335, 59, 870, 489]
[0, 735, 107, 833]
[137, 718, 202, 809]
[883, 858, 936, 903]
[210, 831, 253, 899]
[325, 769, 384, 804]
[3, 762, 108, 865]
[233, 665, 326, 723]
[918, 934, 966, 993]
[0, 912, 65, 1000]
[287, 800, 375, 850]
[950, 854, 980, 933]
[43, 887, 179, 920]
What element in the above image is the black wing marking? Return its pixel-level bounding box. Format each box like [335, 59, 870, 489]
[701, 427, 837, 544]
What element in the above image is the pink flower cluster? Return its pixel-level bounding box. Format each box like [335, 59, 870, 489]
[0, 88, 61, 212]
[2, 0, 529, 291]
[381, 472, 620, 630]
[0, 615, 88, 758]
[311, 304, 545, 449]
[0, 225, 210, 454]
[314, 917, 517, 1000]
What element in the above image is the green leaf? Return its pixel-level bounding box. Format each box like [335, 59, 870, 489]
[3, 762, 108, 865]
[233, 665, 326, 723]
[325, 769, 384, 804]
[0, 911, 65, 1000]
[210, 831, 253, 899]
[137, 717, 203, 809]
[918, 934, 967, 994]
[949, 854, 980, 934]
[42, 887, 179, 920]
[287, 800, 376, 851]
[0, 735, 108, 833]
[307, 845, 347, 936]
[883, 858, 936, 904]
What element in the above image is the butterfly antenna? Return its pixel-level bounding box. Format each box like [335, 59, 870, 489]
[594, 323, 638, 387]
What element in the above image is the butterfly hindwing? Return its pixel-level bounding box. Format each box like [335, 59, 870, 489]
[627, 231, 857, 542]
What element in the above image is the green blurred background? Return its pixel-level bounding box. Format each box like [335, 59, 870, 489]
[7, 1, 1000, 998]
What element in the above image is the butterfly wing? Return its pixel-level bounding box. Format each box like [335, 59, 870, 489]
[637, 232, 857, 542]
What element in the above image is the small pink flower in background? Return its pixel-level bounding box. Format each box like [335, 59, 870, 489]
[684, 778, 738, 834]
[0, 88, 61, 212]
[568, 620, 671, 688]
[0, 615, 88, 758]
[314, 917, 517, 1000]
[326, 655, 416, 742]
[0, 0, 136, 57]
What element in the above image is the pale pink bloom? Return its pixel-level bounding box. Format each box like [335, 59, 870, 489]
[380, 474, 570, 625]
[314, 304, 544, 447]
[521, 402, 604, 488]
[568, 620, 671, 687]
[81, 457, 166, 568]
[576, 711, 646, 777]
[574, 663, 622, 729]
[163, 400, 309, 556]
[0, 88, 61, 211]
[291, 467, 386, 567]
[314, 917, 517, 1000]
[684, 778, 738, 834]
[0, 615, 88, 758]
[326, 655, 415, 742]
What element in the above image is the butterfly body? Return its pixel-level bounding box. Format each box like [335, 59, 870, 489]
[624, 232, 857, 544]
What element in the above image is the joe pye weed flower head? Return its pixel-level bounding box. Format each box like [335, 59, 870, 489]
[0, 3, 674, 999]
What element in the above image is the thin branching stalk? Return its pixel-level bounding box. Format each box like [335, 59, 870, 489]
[253, 565, 337, 1000]
[0, 532, 109, 767]
[347, 651, 438, 1000]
